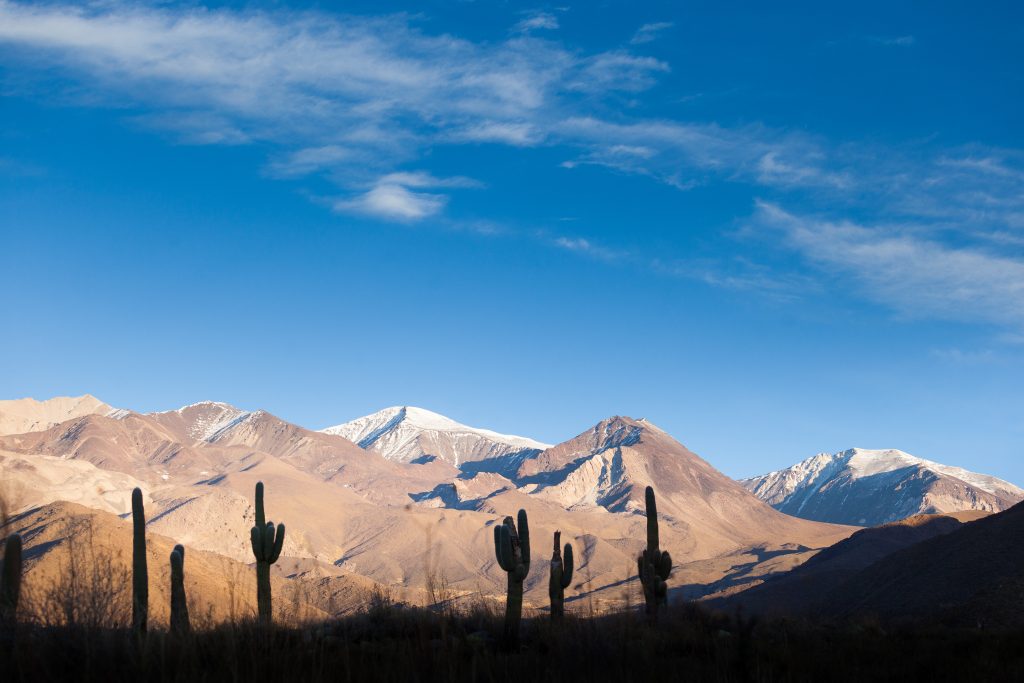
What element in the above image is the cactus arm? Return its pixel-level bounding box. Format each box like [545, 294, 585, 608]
[250, 526, 263, 558]
[263, 522, 276, 559]
[561, 542, 574, 589]
[658, 551, 672, 580]
[131, 487, 148, 636]
[494, 525, 509, 570]
[269, 523, 285, 563]
[495, 520, 515, 571]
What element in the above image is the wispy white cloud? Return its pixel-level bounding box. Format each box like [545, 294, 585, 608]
[446, 121, 541, 146]
[756, 151, 850, 189]
[650, 255, 819, 302]
[551, 235, 627, 262]
[754, 201, 1024, 326]
[630, 22, 673, 45]
[513, 11, 559, 34]
[0, 0, 666, 220]
[556, 117, 839, 191]
[570, 51, 670, 93]
[333, 172, 480, 221]
[268, 145, 352, 178]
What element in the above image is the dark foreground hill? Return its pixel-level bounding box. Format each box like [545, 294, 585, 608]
[718, 502, 1024, 627]
[827, 501, 1024, 626]
[712, 511, 980, 617]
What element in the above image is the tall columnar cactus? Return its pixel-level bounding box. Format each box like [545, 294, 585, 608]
[548, 530, 573, 621]
[493, 509, 530, 645]
[1, 533, 23, 624]
[131, 487, 148, 636]
[169, 544, 190, 636]
[250, 481, 285, 625]
[637, 486, 671, 619]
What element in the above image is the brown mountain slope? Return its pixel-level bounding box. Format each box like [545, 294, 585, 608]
[0, 407, 440, 504]
[0, 394, 113, 436]
[0, 413, 226, 481]
[518, 416, 854, 560]
[0, 449, 146, 515]
[0, 501, 383, 625]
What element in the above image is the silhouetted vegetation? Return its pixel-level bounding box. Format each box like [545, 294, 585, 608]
[548, 530, 573, 622]
[638, 486, 671, 621]
[250, 482, 286, 626]
[3, 601, 1024, 682]
[132, 488, 148, 637]
[493, 508, 530, 646]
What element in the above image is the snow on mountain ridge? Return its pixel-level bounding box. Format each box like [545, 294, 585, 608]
[321, 406, 550, 466]
[753, 448, 1023, 499]
[845, 448, 1023, 496]
[149, 401, 254, 442]
[743, 447, 1024, 526]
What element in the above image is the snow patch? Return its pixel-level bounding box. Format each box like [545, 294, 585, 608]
[321, 405, 549, 465]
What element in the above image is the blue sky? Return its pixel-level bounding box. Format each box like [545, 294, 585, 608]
[1, 1, 1023, 482]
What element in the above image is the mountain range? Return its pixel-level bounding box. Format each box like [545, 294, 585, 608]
[1, 394, 1019, 624]
[742, 448, 1024, 526]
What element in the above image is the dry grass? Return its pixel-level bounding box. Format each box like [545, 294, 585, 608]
[3, 601, 1024, 682]
[22, 516, 133, 630]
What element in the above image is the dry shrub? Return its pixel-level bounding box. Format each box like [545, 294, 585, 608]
[24, 515, 132, 629]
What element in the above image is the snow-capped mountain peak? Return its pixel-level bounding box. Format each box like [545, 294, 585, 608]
[149, 401, 252, 442]
[321, 406, 549, 467]
[743, 447, 1024, 527]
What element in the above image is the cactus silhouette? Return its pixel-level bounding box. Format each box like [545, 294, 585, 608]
[169, 544, 190, 636]
[1, 533, 22, 624]
[493, 509, 530, 645]
[250, 481, 285, 625]
[637, 486, 671, 619]
[548, 530, 573, 621]
[131, 487, 148, 636]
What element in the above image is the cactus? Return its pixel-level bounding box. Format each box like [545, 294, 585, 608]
[169, 544, 190, 636]
[250, 481, 285, 625]
[548, 530, 573, 621]
[493, 509, 530, 645]
[637, 486, 671, 619]
[1, 533, 22, 624]
[131, 487, 148, 636]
